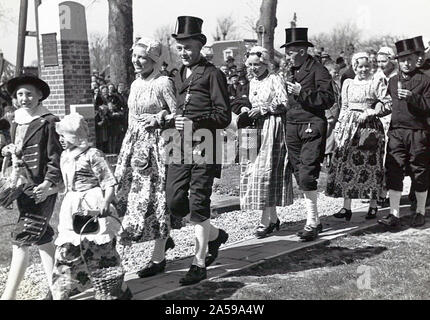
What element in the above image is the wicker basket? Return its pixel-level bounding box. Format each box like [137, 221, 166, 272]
[79, 215, 127, 300]
[90, 265, 125, 300]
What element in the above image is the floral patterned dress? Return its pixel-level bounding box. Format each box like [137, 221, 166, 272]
[115, 73, 178, 244]
[240, 73, 294, 210]
[326, 76, 391, 200]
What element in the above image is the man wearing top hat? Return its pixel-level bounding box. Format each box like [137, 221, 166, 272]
[161, 16, 231, 286]
[281, 27, 335, 241]
[405, 36, 430, 211]
[376, 37, 430, 229]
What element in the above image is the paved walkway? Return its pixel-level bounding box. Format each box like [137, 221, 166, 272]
[71, 195, 419, 300]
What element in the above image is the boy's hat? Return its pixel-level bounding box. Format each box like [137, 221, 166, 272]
[172, 16, 207, 46]
[394, 38, 422, 58]
[56, 113, 90, 147]
[6, 75, 50, 101]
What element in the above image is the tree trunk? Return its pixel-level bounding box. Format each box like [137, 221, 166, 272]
[108, 0, 133, 87]
[256, 0, 278, 60]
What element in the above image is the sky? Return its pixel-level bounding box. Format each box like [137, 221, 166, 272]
[1, 0, 430, 65]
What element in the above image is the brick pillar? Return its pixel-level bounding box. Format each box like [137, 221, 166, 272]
[38, 1, 95, 141]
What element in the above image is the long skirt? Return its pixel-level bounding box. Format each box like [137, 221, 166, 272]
[239, 115, 294, 210]
[115, 122, 181, 245]
[326, 111, 385, 200]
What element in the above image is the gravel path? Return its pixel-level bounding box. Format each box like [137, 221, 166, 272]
[0, 179, 411, 300]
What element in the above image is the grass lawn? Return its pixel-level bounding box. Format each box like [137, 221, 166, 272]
[157, 217, 430, 300]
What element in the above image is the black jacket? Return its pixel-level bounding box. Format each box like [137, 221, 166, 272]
[287, 55, 335, 123]
[171, 57, 231, 131]
[11, 114, 62, 186]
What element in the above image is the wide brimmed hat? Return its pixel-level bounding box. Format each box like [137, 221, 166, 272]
[172, 16, 207, 45]
[394, 38, 421, 58]
[7, 75, 50, 101]
[281, 28, 314, 49]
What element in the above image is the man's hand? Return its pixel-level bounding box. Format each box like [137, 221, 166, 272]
[175, 116, 193, 131]
[286, 81, 302, 96]
[33, 181, 52, 204]
[398, 89, 413, 101]
[2, 144, 16, 157]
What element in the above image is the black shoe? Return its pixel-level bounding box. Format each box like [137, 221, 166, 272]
[165, 237, 175, 252]
[411, 213, 426, 228]
[119, 287, 133, 300]
[299, 225, 319, 242]
[137, 259, 166, 278]
[179, 265, 207, 286]
[378, 214, 400, 228]
[205, 229, 229, 267]
[365, 207, 378, 220]
[297, 223, 323, 236]
[333, 208, 352, 221]
[255, 225, 271, 238]
[377, 197, 390, 208]
[267, 219, 281, 233]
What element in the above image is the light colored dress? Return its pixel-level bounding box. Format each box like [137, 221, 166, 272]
[240, 73, 294, 210]
[55, 147, 119, 246]
[52, 146, 123, 300]
[326, 76, 391, 200]
[115, 73, 178, 244]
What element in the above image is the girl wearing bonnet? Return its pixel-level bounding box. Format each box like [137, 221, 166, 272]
[51, 113, 131, 300]
[239, 46, 294, 238]
[326, 52, 391, 221]
[114, 37, 179, 278]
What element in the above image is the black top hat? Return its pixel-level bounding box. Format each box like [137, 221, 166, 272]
[172, 16, 207, 45]
[7, 75, 50, 101]
[411, 36, 426, 52]
[281, 28, 314, 49]
[394, 38, 421, 58]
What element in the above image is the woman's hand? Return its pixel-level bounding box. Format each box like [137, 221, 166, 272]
[156, 110, 169, 126]
[240, 107, 250, 114]
[144, 117, 159, 131]
[248, 108, 261, 119]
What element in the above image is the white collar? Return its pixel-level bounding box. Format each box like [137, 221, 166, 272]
[14, 104, 51, 125]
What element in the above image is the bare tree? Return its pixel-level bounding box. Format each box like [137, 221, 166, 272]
[213, 15, 240, 41]
[243, 0, 259, 38]
[310, 22, 402, 61]
[89, 32, 109, 74]
[256, 0, 278, 60]
[108, 0, 134, 87]
[153, 24, 181, 68]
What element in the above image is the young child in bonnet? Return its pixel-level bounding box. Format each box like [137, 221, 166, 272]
[51, 113, 131, 300]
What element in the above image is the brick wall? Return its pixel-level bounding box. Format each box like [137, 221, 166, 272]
[39, 38, 95, 142]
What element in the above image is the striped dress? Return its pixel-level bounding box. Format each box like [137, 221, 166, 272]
[240, 74, 294, 210]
